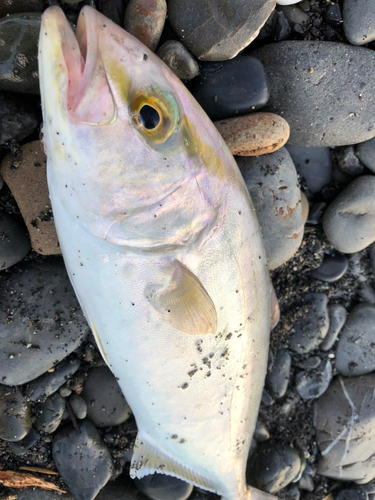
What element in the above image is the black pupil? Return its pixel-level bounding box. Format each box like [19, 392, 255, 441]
[138, 105, 160, 129]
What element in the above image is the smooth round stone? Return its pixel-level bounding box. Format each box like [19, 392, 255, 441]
[134, 474, 193, 500]
[316, 374, 375, 483]
[156, 41, 199, 81]
[238, 148, 304, 270]
[8, 427, 40, 456]
[168, 0, 276, 61]
[266, 350, 292, 399]
[285, 145, 332, 194]
[337, 146, 364, 177]
[36, 393, 65, 434]
[215, 113, 290, 156]
[0, 384, 31, 442]
[0, 210, 30, 270]
[295, 360, 332, 400]
[0, 258, 88, 386]
[254, 421, 270, 442]
[0, 91, 37, 145]
[69, 394, 87, 419]
[298, 473, 314, 492]
[124, 0, 166, 52]
[188, 56, 269, 121]
[344, 0, 375, 45]
[252, 42, 375, 147]
[320, 304, 347, 351]
[0, 13, 40, 94]
[359, 284, 375, 306]
[81, 367, 131, 428]
[357, 138, 375, 174]
[310, 253, 349, 282]
[247, 443, 301, 494]
[277, 4, 309, 27]
[336, 304, 375, 376]
[289, 293, 329, 354]
[53, 420, 113, 500]
[0, 0, 43, 16]
[323, 176, 375, 253]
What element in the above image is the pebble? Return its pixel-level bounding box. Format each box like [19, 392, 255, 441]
[324, 2, 342, 28]
[96, 474, 144, 500]
[188, 56, 269, 121]
[53, 419, 113, 500]
[257, 10, 290, 44]
[336, 146, 364, 177]
[320, 304, 347, 351]
[295, 359, 332, 400]
[310, 253, 349, 282]
[307, 202, 326, 225]
[168, 0, 276, 61]
[336, 303, 375, 376]
[81, 367, 132, 427]
[134, 474, 194, 500]
[156, 41, 199, 80]
[124, 0, 166, 52]
[289, 293, 329, 354]
[1, 140, 61, 255]
[252, 41, 375, 147]
[6, 491, 74, 500]
[0, 210, 30, 270]
[277, 4, 309, 26]
[323, 176, 375, 253]
[69, 394, 87, 419]
[278, 485, 300, 500]
[238, 147, 303, 270]
[0, 258, 87, 386]
[247, 442, 301, 494]
[254, 420, 270, 442]
[36, 393, 65, 434]
[8, 427, 40, 456]
[0, 0, 43, 17]
[60, 386, 72, 398]
[215, 112, 290, 156]
[316, 374, 375, 483]
[359, 284, 375, 306]
[0, 91, 37, 145]
[297, 472, 314, 492]
[343, 0, 375, 46]
[26, 358, 81, 402]
[285, 145, 332, 194]
[0, 384, 31, 442]
[265, 350, 292, 399]
[357, 137, 375, 174]
[300, 191, 309, 224]
[0, 13, 40, 94]
[336, 485, 375, 500]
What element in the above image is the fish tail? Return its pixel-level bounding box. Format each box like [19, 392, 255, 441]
[222, 486, 278, 500]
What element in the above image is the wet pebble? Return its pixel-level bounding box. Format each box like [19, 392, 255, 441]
[0, 210, 30, 270]
[356, 137, 375, 174]
[156, 41, 199, 80]
[266, 350, 292, 399]
[36, 392, 65, 434]
[254, 421, 270, 442]
[310, 253, 349, 282]
[0, 91, 37, 145]
[69, 393, 87, 419]
[285, 146, 332, 194]
[320, 304, 347, 351]
[344, 0, 375, 46]
[134, 474, 194, 500]
[8, 427, 40, 456]
[336, 146, 364, 177]
[295, 359, 332, 400]
[0, 384, 31, 442]
[124, 0, 166, 52]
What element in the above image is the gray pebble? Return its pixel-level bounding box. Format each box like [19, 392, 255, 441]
[310, 253, 349, 282]
[266, 350, 291, 399]
[289, 293, 329, 354]
[344, 0, 375, 45]
[6, 490, 74, 500]
[254, 420, 270, 442]
[36, 392, 65, 434]
[277, 4, 309, 26]
[134, 474, 194, 500]
[359, 284, 375, 305]
[278, 484, 300, 500]
[307, 202, 326, 225]
[297, 472, 314, 491]
[8, 427, 40, 456]
[320, 304, 347, 351]
[252, 42, 375, 147]
[261, 389, 275, 407]
[59, 386, 72, 398]
[285, 146, 332, 194]
[95, 474, 144, 499]
[297, 355, 321, 370]
[336, 303, 375, 376]
[0, 384, 31, 442]
[69, 393, 87, 419]
[357, 137, 375, 174]
[295, 359, 332, 400]
[0, 210, 30, 270]
[337, 146, 364, 177]
[157, 41, 199, 80]
[0, 91, 37, 145]
[323, 176, 375, 253]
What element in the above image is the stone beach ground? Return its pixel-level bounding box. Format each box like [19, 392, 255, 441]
[2, 0, 375, 499]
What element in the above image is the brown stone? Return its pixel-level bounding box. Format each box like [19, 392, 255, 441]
[215, 112, 290, 156]
[124, 0, 167, 52]
[0, 140, 60, 255]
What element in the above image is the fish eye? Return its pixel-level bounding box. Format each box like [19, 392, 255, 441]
[138, 105, 160, 130]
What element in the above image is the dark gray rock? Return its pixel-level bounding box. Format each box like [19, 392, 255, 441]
[295, 359, 332, 400]
[36, 393, 65, 434]
[0, 91, 37, 145]
[81, 366, 131, 428]
[257, 10, 290, 44]
[95, 474, 143, 500]
[98, 0, 129, 27]
[320, 304, 347, 351]
[53, 420, 113, 500]
[252, 41, 375, 147]
[134, 474, 194, 500]
[337, 146, 364, 177]
[336, 303, 375, 376]
[238, 148, 303, 270]
[310, 254, 349, 282]
[323, 176, 375, 253]
[69, 394, 87, 419]
[285, 146, 332, 194]
[359, 284, 375, 306]
[7, 490, 74, 500]
[357, 137, 375, 174]
[266, 350, 292, 399]
[336, 485, 375, 500]
[168, 0, 276, 61]
[344, 0, 375, 45]
[0, 210, 30, 270]
[0, 0, 43, 17]
[0, 258, 88, 386]
[8, 427, 40, 456]
[289, 293, 329, 354]
[0, 384, 31, 442]
[157, 41, 199, 80]
[324, 2, 342, 27]
[0, 13, 40, 94]
[261, 389, 275, 407]
[316, 374, 375, 483]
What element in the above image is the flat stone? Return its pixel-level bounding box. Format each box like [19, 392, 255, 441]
[215, 112, 290, 156]
[266, 350, 292, 399]
[188, 56, 269, 121]
[168, 0, 276, 61]
[0, 91, 37, 145]
[81, 367, 131, 428]
[36, 392, 65, 434]
[8, 427, 40, 456]
[295, 359, 332, 400]
[156, 41, 199, 80]
[336, 303, 375, 376]
[1, 140, 61, 255]
[285, 146, 332, 194]
[134, 474, 194, 500]
[69, 394, 87, 419]
[316, 374, 375, 483]
[252, 41, 375, 147]
[289, 293, 329, 354]
[323, 176, 375, 253]
[0, 384, 31, 442]
[357, 137, 375, 174]
[0, 13, 40, 94]
[0, 258, 88, 386]
[320, 304, 347, 351]
[0, 210, 30, 270]
[53, 420, 113, 500]
[124, 0, 166, 52]
[310, 254, 349, 282]
[344, 0, 375, 46]
[238, 147, 303, 270]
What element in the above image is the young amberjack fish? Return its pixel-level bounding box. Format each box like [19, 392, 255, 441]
[38, 7, 275, 500]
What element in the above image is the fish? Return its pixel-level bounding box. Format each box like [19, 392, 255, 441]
[38, 6, 276, 500]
